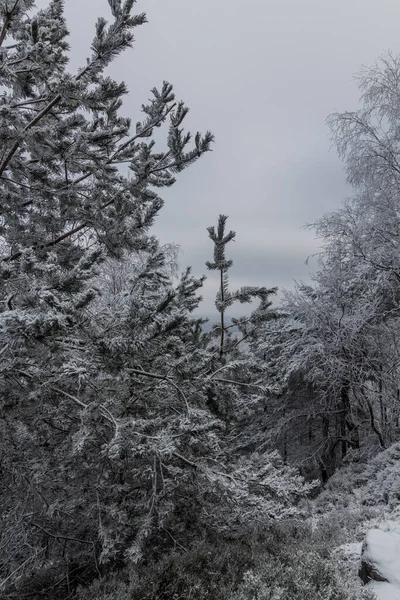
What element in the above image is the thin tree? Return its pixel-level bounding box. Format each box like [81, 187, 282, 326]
[206, 215, 236, 358]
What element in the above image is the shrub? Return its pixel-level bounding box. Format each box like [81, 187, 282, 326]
[76, 519, 374, 600]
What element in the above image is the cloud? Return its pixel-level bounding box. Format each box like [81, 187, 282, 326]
[35, 0, 400, 316]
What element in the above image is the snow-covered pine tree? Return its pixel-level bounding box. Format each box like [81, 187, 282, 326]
[206, 215, 236, 358]
[203, 216, 308, 516]
[0, 1, 213, 596]
[206, 214, 277, 361]
[204, 215, 278, 425]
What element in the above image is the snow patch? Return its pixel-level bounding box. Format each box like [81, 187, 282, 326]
[360, 528, 400, 600]
[371, 582, 400, 600]
[362, 529, 400, 587]
[340, 541, 363, 561]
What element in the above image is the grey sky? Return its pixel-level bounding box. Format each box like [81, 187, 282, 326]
[38, 0, 400, 318]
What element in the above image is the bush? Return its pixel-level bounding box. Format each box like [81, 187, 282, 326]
[76, 519, 374, 600]
[76, 537, 254, 600]
[232, 551, 374, 600]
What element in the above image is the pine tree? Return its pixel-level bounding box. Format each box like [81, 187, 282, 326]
[0, 1, 213, 596]
[206, 215, 236, 358]
[206, 214, 277, 362]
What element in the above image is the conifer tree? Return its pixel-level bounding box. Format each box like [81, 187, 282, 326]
[0, 1, 213, 596]
[205, 215, 283, 453]
[206, 215, 236, 358]
[206, 215, 277, 363]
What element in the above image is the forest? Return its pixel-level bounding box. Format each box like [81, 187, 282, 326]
[1, 1, 400, 599]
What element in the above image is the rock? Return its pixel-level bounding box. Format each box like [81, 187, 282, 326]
[359, 529, 400, 587]
[359, 560, 389, 584]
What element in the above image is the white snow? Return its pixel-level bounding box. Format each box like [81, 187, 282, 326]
[340, 541, 363, 560]
[363, 529, 400, 587]
[371, 582, 400, 600]
[362, 529, 400, 600]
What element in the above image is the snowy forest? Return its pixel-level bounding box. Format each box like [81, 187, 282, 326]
[2, 1, 400, 599]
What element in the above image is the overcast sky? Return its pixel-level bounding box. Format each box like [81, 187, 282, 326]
[38, 0, 400, 317]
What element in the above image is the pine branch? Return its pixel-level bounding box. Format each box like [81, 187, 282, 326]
[0, 41, 130, 178]
[207, 363, 237, 379]
[212, 378, 266, 392]
[2, 223, 88, 261]
[0, 94, 62, 177]
[0, 100, 205, 262]
[231, 330, 253, 350]
[172, 452, 197, 469]
[127, 368, 189, 412]
[108, 103, 176, 163]
[7, 103, 176, 212]
[0, 0, 19, 49]
[72, 102, 177, 187]
[2, 187, 147, 261]
[30, 522, 95, 546]
[11, 97, 50, 108]
[146, 154, 198, 176]
[50, 386, 87, 409]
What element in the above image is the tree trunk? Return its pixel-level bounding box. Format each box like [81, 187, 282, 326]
[340, 383, 351, 459]
[319, 416, 331, 482]
[219, 268, 225, 359]
[378, 365, 388, 432]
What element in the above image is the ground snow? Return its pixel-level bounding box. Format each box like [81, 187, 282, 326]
[363, 529, 400, 587]
[371, 582, 400, 600]
[340, 541, 363, 561]
[363, 528, 400, 600]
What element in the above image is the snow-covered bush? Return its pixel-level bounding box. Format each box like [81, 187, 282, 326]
[77, 520, 375, 600]
[316, 443, 400, 514]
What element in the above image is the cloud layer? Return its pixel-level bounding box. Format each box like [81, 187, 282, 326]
[36, 0, 400, 318]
